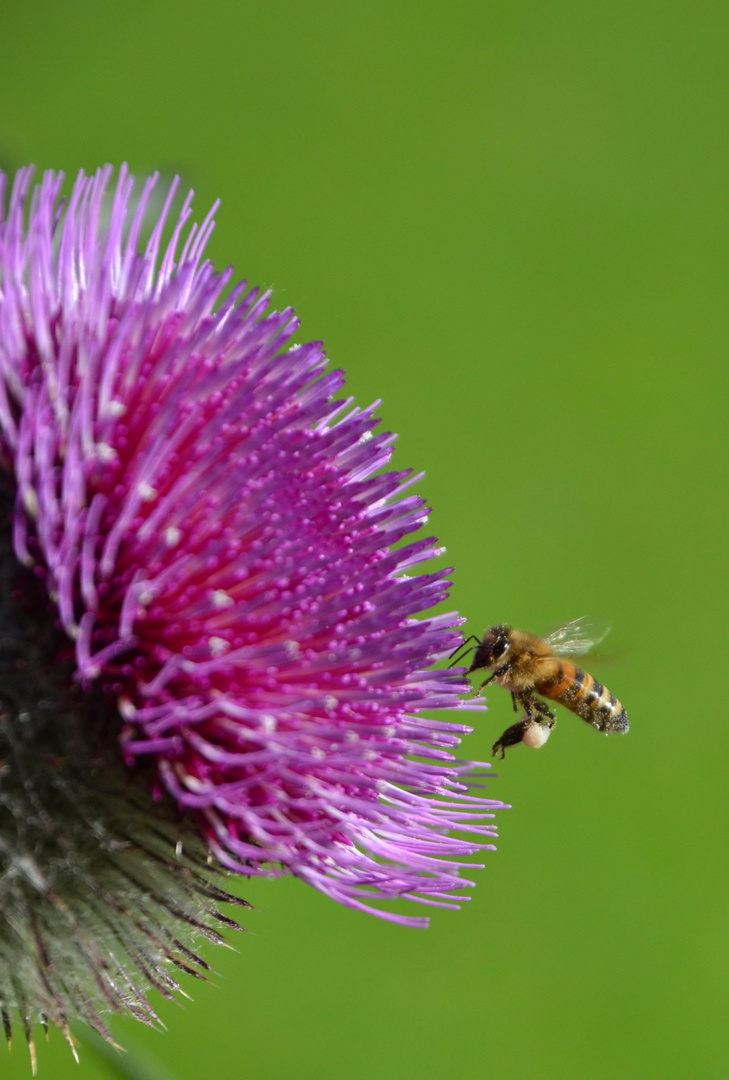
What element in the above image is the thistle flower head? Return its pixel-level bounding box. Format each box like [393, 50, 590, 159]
[0, 166, 503, 1054]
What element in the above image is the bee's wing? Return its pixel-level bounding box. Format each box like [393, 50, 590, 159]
[542, 616, 611, 657]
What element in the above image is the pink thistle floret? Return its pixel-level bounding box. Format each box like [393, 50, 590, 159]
[0, 166, 503, 926]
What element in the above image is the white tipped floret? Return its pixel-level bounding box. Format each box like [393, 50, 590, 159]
[95, 442, 117, 463]
[22, 487, 39, 519]
[211, 589, 234, 609]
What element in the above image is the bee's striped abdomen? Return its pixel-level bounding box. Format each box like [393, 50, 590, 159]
[536, 662, 629, 735]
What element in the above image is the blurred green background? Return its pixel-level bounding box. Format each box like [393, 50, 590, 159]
[1, 1, 727, 1077]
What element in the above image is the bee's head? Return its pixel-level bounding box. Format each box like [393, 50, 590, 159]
[468, 625, 511, 673]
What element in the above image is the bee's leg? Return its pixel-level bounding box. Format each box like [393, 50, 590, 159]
[477, 663, 511, 695]
[511, 692, 519, 713]
[517, 691, 539, 719]
[531, 698, 557, 721]
[492, 717, 532, 759]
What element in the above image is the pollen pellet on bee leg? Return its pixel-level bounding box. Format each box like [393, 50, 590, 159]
[522, 721, 554, 749]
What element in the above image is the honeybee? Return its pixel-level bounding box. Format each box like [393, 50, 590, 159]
[453, 618, 629, 758]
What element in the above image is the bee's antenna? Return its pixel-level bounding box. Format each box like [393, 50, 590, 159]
[448, 636, 480, 658]
[448, 635, 480, 668]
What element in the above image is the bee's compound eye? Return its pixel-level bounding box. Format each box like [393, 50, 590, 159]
[522, 721, 554, 750]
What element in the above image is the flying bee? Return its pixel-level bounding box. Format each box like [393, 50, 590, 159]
[452, 618, 629, 758]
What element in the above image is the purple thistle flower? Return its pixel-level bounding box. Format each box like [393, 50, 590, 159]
[0, 165, 503, 1054]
